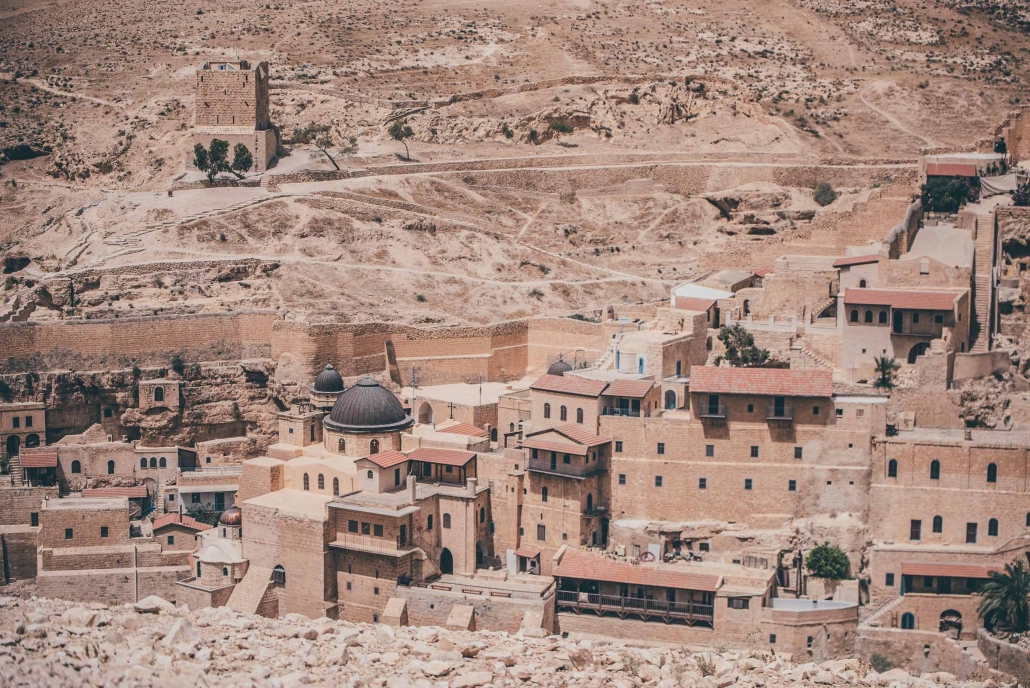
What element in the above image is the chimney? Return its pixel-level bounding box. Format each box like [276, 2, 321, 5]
[964, 429, 973, 441]
[407, 474, 417, 502]
[466, 477, 478, 499]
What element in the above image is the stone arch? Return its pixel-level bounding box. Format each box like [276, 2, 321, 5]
[24, 434, 39, 448]
[418, 401, 434, 425]
[154, 386, 164, 403]
[665, 390, 677, 410]
[440, 548, 454, 575]
[4, 435, 18, 458]
[908, 342, 929, 364]
[900, 612, 915, 630]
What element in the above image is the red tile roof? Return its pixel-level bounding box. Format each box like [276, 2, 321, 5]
[844, 288, 961, 311]
[19, 451, 57, 468]
[522, 437, 588, 455]
[690, 366, 832, 398]
[515, 547, 541, 559]
[153, 512, 212, 532]
[902, 562, 1003, 579]
[82, 486, 149, 499]
[554, 548, 720, 592]
[833, 254, 879, 268]
[530, 374, 609, 398]
[363, 450, 410, 468]
[675, 297, 717, 313]
[438, 422, 489, 438]
[407, 447, 476, 467]
[552, 424, 610, 447]
[926, 163, 977, 177]
[604, 379, 655, 399]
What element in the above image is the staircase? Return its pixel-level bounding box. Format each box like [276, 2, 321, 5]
[859, 593, 904, 627]
[155, 479, 166, 515]
[226, 566, 273, 615]
[7, 453, 23, 487]
[592, 337, 621, 372]
[790, 338, 835, 371]
[970, 215, 995, 353]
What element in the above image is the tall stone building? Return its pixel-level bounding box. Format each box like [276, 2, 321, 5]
[192, 60, 277, 172]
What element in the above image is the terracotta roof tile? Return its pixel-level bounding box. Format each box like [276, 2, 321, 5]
[552, 423, 610, 446]
[844, 288, 962, 311]
[530, 374, 609, 398]
[833, 254, 879, 268]
[19, 451, 57, 468]
[153, 512, 212, 532]
[675, 297, 717, 313]
[603, 379, 656, 399]
[901, 562, 1003, 579]
[82, 486, 149, 499]
[363, 450, 410, 468]
[690, 366, 832, 398]
[515, 547, 541, 559]
[407, 447, 476, 467]
[554, 548, 720, 592]
[926, 163, 977, 177]
[522, 437, 588, 455]
[438, 422, 489, 438]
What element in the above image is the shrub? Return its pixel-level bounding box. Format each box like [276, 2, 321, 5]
[416, 294, 426, 303]
[717, 324, 769, 368]
[695, 654, 716, 677]
[170, 355, 185, 376]
[1013, 182, 1030, 208]
[921, 177, 970, 213]
[814, 181, 837, 207]
[869, 654, 892, 673]
[806, 542, 851, 580]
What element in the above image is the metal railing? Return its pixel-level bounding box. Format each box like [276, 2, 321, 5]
[526, 457, 606, 478]
[331, 533, 415, 554]
[766, 404, 794, 421]
[602, 407, 641, 418]
[556, 590, 714, 622]
[697, 404, 727, 420]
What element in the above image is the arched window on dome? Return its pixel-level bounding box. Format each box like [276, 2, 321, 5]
[318, 474, 325, 490]
[303, 474, 310, 491]
[333, 478, 340, 496]
[370, 439, 380, 455]
[338, 438, 345, 453]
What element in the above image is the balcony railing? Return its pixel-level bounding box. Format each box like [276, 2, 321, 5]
[697, 404, 727, 420]
[526, 457, 606, 479]
[556, 590, 714, 625]
[602, 407, 641, 418]
[766, 404, 794, 422]
[329, 533, 416, 555]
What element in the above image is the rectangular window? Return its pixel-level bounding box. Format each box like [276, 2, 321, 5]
[12, 417, 18, 428]
[373, 524, 384, 537]
[537, 524, 546, 541]
[618, 474, 626, 485]
[655, 476, 663, 487]
[348, 520, 358, 533]
[935, 314, 944, 324]
[769, 634, 776, 644]
[532, 449, 538, 459]
[788, 480, 796, 492]
[699, 478, 707, 490]
[100, 526, 109, 538]
[794, 447, 803, 459]
[615, 441, 623, 453]
[885, 573, 895, 587]
[445, 466, 453, 473]
[910, 519, 922, 541]
[747, 404, 754, 413]
[812, 406, 820, 415]
[167, 535, 175, 545]
[744, 479, 753, 491]
[750, 446, 759, 458]
[374, 587, 380, 596]
[913, 312, 920, 324]
[657, 443, 665, 455]
[25, 416, 32, 428]
[705, 445, 714, 457]
[966, 522, 977, 544]
[191, 493, 201, 504]
[836, 408, 843, 417]
[30, 512, 38, 527]
[727, 598, 750, 610]
[346, 581, 352, 591]
[361, 522, 371, 535]
[65, 528, 73, 540]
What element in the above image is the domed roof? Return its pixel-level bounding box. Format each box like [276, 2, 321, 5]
[324, 376, 412, 434]
[218, 504, 242, 526]
[313, 364, 345, 394]
[547, 357, 573, 376]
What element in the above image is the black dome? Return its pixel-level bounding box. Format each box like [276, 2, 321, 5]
[324, 376, 412, 434]
[547, 358, 573, 376]
[313, 364, 344, 393]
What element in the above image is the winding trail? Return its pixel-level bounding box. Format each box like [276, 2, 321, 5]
[858, 83, 940, 149]
[21, 78, 126, 111]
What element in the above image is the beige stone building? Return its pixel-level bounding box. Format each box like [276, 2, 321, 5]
[192, 60, 277, 172]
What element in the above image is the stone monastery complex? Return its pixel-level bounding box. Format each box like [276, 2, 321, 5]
[6, 60, 1030, 681]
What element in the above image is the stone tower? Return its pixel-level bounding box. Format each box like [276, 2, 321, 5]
[191, 60, 277, 173]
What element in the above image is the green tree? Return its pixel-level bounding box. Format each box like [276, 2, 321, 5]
[873, 355, 900, 390]
[978, 560, 1030, 633]
[549, 119, 574, 143]
[814, 181, 837, 207]
[921, 177, 970, 213]
[231, 143, 253, 175]
[717, 324, 769, 367]
[193, 139, 251, 180]
[806, 542, 851, 580]
[1013, 182, 1030, 208]
[185, 505, 224, 527]
[389, 120, 415, 159]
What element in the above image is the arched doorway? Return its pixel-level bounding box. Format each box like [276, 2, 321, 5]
[893, 311, 904, 333]
[6, 435, 20, 458]
[939, 610, 962, 637]
[665, 390, 676, 410]
[908, 342, 929, 364]
[440, 548, 453, 575]
[475, 541, 487, 568]
[24, 434, 39, 448]
[900, 612, 916, 630]
[418, 402, 434, 425]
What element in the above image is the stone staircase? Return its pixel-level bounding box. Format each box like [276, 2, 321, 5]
[7, 453, 23, 487]
[790, 338, 835, 371]
[226, 566, 273, 615]
[859, 594, 904, 627]
[0, 295, 37, 323]
[970, 215, 995, 353]
[155, 479, 167, 515]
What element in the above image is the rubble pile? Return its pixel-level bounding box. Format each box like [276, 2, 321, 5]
[0, 596, 1009, 688]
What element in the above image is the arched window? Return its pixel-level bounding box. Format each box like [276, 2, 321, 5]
[930, 460, 940, 480]
[933, 515, 943, 533]
[543, 403, 551, 419]
[71, 460, 81, 474]
[576, 408, 584, 424]
[865, 310, 873, 323]
[370, 439, 379, 454]
[367, 469, 374, 480]
[510, 423, 515, 432]
[272, 565, 285, 586]
[318, 474, 325, 490]
[197, 562, 202, 578]
[154, 386, 164, 403]
[989, 518, 999, 537]
[541, 487, 548, 503]
[491, 428, 498, 442]
[159, 457, 166, 468]
[338, 438, 346, 452]
[859, 279, 867, 288]
[901, 613, 915, 630]
[557, 406, 566, 421]
[427, 514, 433, 531]
[140, 458, 147, 469]
[850, 309, 859, 323]
[479, 507, 485, 523]
[24, 434, 38, 448]
[888, 459, 898, 478]
[107, 460, 115, 475]
[150, 457, 157, 468]
[303, 473, 310, 491]
[1026, 512, 1030, 528]
[333, 477, 339, 496]
[222, 567, 229, 577]
[879, 311, 888, 324]
[443, 513, 451, 529]
[987, 463, 998, 483]
[586, 493, 593, 512]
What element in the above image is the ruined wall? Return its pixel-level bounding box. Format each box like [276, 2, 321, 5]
[978, 628, 1030, 686]
[398, 584, 554, 634]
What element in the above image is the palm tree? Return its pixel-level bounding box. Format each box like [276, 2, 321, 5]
[978, 560, 1030, 633]
[873, 356, 900, 390]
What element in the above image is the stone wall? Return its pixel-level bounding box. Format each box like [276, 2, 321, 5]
[978, 628, 1030, 686]
[1, 527, 38, 581]
[0, 487, 57, 526]
[398, 583, 554, 634]
[855, 627, 971, 678]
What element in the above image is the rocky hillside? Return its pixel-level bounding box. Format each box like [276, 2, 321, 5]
[0, 595, 1007, 688]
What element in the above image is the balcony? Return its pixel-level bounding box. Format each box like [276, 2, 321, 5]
[329, 533, 418, 557]
[526, 457, 606, 479]
[557, 590, 714, 626]
[766, 404, 794, 423]
[697, 404, 727, 421]
[602, 407, 641, 418]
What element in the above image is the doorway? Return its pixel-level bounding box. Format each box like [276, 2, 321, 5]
[5, 435, 19, 458]
[440, 548, 453, 575]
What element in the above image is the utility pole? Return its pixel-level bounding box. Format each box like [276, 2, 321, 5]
[410, 367, 418, 424]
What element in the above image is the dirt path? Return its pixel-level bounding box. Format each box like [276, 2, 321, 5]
[859, 83, 940, 149]
[22, 78, 126, 111]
